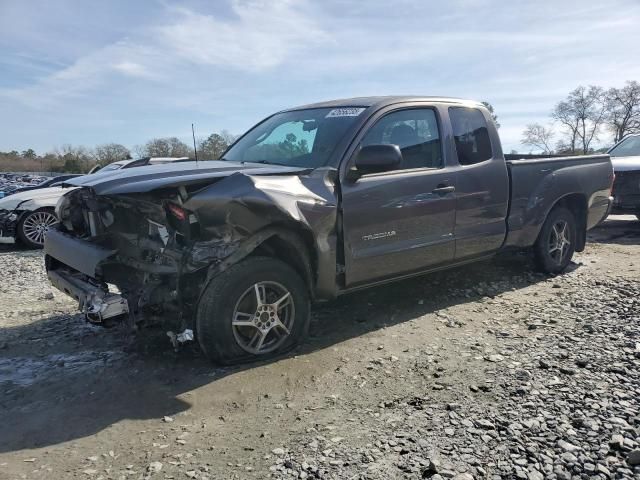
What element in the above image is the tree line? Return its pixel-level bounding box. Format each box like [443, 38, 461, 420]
[521, 80, 640, 155]
[0, 131, 236, 173]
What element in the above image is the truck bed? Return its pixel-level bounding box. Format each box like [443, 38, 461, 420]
[504, 154, 613, 249]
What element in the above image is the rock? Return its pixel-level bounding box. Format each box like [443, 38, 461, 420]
[272, 447, 286, 455]
[609, 434, 624, 450]
[421, 458, 439, 476]
[475, 419, 495, 430]
[162, 416, 174, 423]
[452, 474, 474, 480]
[147, 462, 162, 473]
[557, 440, 580, 452]
[627, 449, 640, 466]
[538, 359, 551, 369]
[575, 358, 588, 368]
[484, 354, 504, 363]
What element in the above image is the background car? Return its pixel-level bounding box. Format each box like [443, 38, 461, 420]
[0, 157, 192, 248]
[607, 134, 640, 219]
[88, 156, 190, 174]
[9, 174, 83, 195]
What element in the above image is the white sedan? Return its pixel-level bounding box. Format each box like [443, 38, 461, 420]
[0, 157, 191, 248]
[0, 186, 76, 248]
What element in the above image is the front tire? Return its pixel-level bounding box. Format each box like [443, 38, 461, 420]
[196, 257, 310, 365]
[534, 206, 576, 274]
[16, 209, 58, 249]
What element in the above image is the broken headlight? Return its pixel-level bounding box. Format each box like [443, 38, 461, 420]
[164, 202, 199, 239]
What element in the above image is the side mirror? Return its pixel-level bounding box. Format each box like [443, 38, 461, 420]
[353, 144, 402, 176]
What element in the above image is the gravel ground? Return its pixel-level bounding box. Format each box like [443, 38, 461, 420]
[0, 216, 638, 480]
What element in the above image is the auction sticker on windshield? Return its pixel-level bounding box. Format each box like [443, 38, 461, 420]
[325, 107, 366, 118]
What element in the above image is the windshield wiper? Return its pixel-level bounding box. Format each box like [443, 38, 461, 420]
[249, 160, 289, 166]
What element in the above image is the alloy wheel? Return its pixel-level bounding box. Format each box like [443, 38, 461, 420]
[21, 211, 57, 246]
[231, 281, 295, 355]
[548, 220, 571, 266]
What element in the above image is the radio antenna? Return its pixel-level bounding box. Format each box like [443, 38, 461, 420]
[191, 123, 198, 164]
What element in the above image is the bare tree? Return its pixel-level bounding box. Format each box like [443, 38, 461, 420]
[521, 123, 555, 154]
[93, 143, 131, 166]
[481, 101, 500, 128]
[139, 137, 191, 157]
[551, 100, 580, 154]
[605, 81, 640, 143]
[552, 86, 607, 154]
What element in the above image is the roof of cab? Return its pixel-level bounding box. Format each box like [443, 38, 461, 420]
[286, 96, 483, 111]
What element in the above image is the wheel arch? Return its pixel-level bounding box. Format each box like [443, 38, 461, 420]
[541, 193, 588, 252]
[196, 225, 319, 307]
[249, 226, 316, 297]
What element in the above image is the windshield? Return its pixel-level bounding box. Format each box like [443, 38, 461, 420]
[609, 136, 640, 157]
[223, 107, 366, 168]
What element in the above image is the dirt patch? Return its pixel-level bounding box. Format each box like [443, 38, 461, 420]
[0, 216, 639, 479]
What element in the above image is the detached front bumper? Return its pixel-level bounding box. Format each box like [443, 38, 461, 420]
[0, 209, 18, 243]
[45, 229, 129, 324]
[48, 268, 129, 323]
[45, 228, 117, 277]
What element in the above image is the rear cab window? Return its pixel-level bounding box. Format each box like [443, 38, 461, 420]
[449, 107, 493, 165]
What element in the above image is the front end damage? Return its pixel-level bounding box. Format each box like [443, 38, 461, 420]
[45, 169, 339, 338]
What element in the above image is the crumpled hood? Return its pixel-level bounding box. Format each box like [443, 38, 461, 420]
[66, 160, 309, 195]
[611, 156, 640, 172]
[0, 186, 76, 211]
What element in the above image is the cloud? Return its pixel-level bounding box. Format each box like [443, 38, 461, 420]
[156, 0, 327, 71]
[1, 0, 640, 152]
[112, 61, 152, 78]
[1, 0, 326, 108]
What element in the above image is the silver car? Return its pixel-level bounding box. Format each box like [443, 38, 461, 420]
[608, 134, 640, 219]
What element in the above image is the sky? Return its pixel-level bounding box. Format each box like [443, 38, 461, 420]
[1, 0, 640, 154]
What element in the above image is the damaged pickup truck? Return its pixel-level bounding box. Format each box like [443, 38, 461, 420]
[45, 97, 614, 364]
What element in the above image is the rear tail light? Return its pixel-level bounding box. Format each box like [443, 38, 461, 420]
[609, 172, 616, 195]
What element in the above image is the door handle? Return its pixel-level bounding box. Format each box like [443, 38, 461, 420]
[432, 185, 455, 195]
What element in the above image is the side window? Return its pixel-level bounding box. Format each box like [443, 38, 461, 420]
[449, 107, 493, 165]
[361, 108, 442, 170]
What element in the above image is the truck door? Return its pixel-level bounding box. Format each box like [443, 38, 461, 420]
[448, 106, 509, 259]
[340, 106, 457, 287]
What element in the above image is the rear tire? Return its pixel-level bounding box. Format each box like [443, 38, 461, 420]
[196, 257, 310, 365]
[16, 208, 58, 249]
[534, 207, 577, 274]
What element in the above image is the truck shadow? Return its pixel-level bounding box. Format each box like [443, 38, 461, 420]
[0, 251, 557, 454]
[588, 215, 640, 245]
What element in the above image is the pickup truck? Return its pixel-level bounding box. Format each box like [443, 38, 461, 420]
[44, 96, 614, 364]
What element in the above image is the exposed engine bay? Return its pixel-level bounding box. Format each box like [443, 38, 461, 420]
[45, 166, 340, 334]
